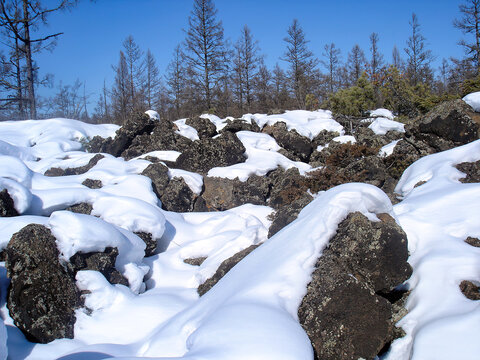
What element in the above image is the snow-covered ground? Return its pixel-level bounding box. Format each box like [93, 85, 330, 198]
[0, 110, 479, 359]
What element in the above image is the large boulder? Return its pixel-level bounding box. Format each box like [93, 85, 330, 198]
[268, 194, 313, 238]
[88, 113, 156, 157]
[5, 225, 81, 343]
[185, 117, 217, 138]
[298, 212, 411, 360]
[44, 154, 104, 177]
[407, 99, 480, 152]
[175, 131, 246, 174]
[141, 162, 170, 199]
[220, 119, 261, 134]
[0, 189, 18, 217]
[201, 175, 269, 211]
[160, 178, 197, 213]
[268, 168, 310, 209]
[263, 122, 313, 162]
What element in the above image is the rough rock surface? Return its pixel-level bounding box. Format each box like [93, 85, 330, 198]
[459, 280, 480, 300]
[220, 119, 260, 134]
[268, 168, 310, 209]
[0, 189, 19, 217]
[197, 245, 258, 296]
[175, 131, 246, 174]
[298, 212, 412, 360]
[45, 154, 105, 177]
[66, 202, 93, 215]
[160, 178, 197, 212]
[465, 237, 480, 247]
[69, 247, 128, 286]
[457, 160, 480, 183]
[141, 162, 170, 199]
[5, 224, 82, 343]
[82, 178, 102, 189]
[407, 99, 480, 151]
[185, 117, 217, 138]
[201, 176, 269, 211]
[268, 194, 313, 238]
[263, 122, 312, 162]
[88, 113, 156, 157]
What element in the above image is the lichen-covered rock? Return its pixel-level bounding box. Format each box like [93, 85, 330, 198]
[201, 176, 269, 211]
[89, 113, 156, 157]
[160, 178, 197, 212]
[459, 280, 480, 300]
[82, 178, 102, 189]
[135, 232, 157, 257]
[198, 245, 258, 296]
[69, 247, 128, 286]
[268, 194, 313, 238]
[0, 189, 18, 217]
[268, 168, 310, 209]
[263, 122, 312, 162]
[45, 154, 104, 177]
[185, 117, 217, 138]
[298, 212, 412, 360]
[66, 202, 93, 215]
[382, 139, 423, 180]
[5, 224, 81, 343]
[457, 160, 480, 183]
[220, 119, 260, 134]
[175, 131, 246, 174]
[141, 162, 170, 199]
[407, 99, 480, 151]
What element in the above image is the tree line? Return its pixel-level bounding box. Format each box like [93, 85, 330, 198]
[1, 0, 480, 123]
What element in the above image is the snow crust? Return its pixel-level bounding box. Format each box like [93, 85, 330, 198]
[462, 91, 480, 112]
[145, 110, 160, 120]
[368, 117, 405, 135]
[369, 108, 395, 120]
[173, 119, 200, 141]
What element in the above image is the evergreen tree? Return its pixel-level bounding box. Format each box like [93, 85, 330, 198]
[404, 13, 433, 86]
[346, 44, 366, 85]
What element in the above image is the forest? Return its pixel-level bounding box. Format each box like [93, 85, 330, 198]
[0, 0, 479, 123]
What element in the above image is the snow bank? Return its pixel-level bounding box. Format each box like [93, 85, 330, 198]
[173, 119, 200, 141]
[145, 110, 160, 120]
[462, 91, 480, 112]
[368, 117, 405, 135]
[369, 108, 395, 120]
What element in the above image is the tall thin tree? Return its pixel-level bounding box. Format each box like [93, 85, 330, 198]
[454, 0, 480, 74]
[404, 13, 433, 85]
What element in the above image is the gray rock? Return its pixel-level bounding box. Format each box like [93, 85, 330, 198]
[263, 122, 312, 162]
[0, 189, 18, 217]
[175, 131, 246, 174]
[160, 178, 197, 212]
[220, 119, 260, 133]
[82, 178, 103, 189]
[66, 203, 93, 215]
[45, 154, 104, 177]
[198, 245, 258, 296]
[135, 232, 157, 257]
[268, 194, 313, 238]
[298, 212, 411, 359]
[141, 162, 170, 199]
[268, 168, 309, 209]
[185, 117, 217, 138]
[5, 224, 81, 343]
[457, 160, 480, 183]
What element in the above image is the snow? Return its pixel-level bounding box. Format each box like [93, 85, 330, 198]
[173, 119, 200, 141]
[0, 115, 479, 359]
[133, 150, 181, 162]
[368, 117, 405, 135]
[208, 131, 311, 181]
[332, 135, 356, 144]
[145, 110, 160, 120]
[369, 108, 395, 120]
[462, 91, 480, 112]
[379, 139, 401, 157]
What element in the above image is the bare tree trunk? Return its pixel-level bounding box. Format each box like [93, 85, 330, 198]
[22, 0, 36, 119]
[14, 36, 24, 118]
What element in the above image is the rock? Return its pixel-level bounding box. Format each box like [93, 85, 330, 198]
[457, 160, 480, 183]
[175, 131, 246, 174]
[316, 142, 379, 168]
[135, 232, 157, 257]
[121, 119, 193, 159]
[298, 212, 412, 359]
[69, 247, 128, 286]
[407, 99, 480, 152]
[184, 257, 207, 266]
[198, 245, 258, 296]
[141, 162, 170, 199]
[201, 176, 269, 211]
[185, 117, 217, 138]
[66, 203, 93, 215]
[160, 178, 197, 212]
[268, 168, 309, 209]
[88, 113, 156, 157]
[312, 130, 339, 148]
[0, 189, 18, 217]
[354, 126, 391, 149]
[382, 139, 423, 180]
[465, 237, 480, 247]
[459, 280, 480, 300]
[82, 178, 102, 189]
[263, 122, 312, 162]
[220, 119, 260, 133]
[45, 154, 105, 177]
[5, 224, 81, 343]
[268, 194, 313, 238]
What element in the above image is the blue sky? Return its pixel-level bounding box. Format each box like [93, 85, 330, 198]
[34, 0, 466, 109]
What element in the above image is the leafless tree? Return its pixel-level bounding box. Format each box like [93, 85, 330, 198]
[404, 13, 433, 85]
[145, 49, 161, 110]
[454, 0, 480, 74]
[369, 32, 384, 84]
[322, 43, 341, 93]
[346, 44, 365, 85]
[122, 35, 145, 113]
[111, 51, 130, 124]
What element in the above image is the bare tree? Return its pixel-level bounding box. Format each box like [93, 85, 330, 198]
[272, 63, 289, 109]
[322, 43, 341, 93]
[0, 0, 77, 119]
[392, 45, 404, 70]
[232, 25, 261, 112]
[346, 44, 366, 84]
[145, 49, 161, 110]
[255, 61, 272, 111]
[454, 0, 480, 73]
[369, 32, 384, 84]
[404, 13, 433, 85]
[111, 51, 130, 124]
[50, 79, 85, 119]
[184, 0, 225, 111]
[122, 35, 145, 113]
[282, 19, 318, 109]
[166, 45, 187, 119]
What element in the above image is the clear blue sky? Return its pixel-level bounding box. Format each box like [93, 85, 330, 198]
[34, 0, 466, 110]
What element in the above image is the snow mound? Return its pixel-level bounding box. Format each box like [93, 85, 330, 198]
[462, 91, 480, 112]
[173, 119, 200, 141]
[145, 110, 160, 120]
[369, 108, 395, 120]
[368, 117, 405, 135]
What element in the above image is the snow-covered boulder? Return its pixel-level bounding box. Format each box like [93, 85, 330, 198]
[463, 91, 480, 112]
